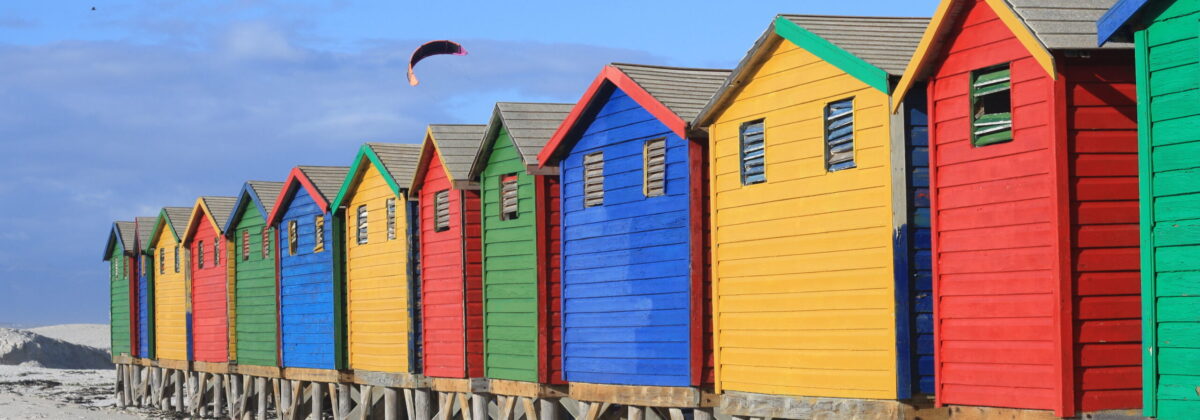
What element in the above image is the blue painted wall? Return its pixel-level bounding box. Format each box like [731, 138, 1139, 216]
[277, 186, 340, 370]
[139, 257, 152, 357]
[559, 86, 694, 387]
[905, 87, 934, 395]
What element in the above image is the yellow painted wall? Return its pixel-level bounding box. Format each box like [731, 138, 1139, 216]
[707, 39, 899, 399]
[344, 161, 411, 373]
[152, 226, 189, 361]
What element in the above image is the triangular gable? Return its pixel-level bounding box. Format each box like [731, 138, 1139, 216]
[1097, 0, 1152, 45]
[223, 181, 284, 234]
[182, 196, 237, 244]
[266, 166, 350, 226]
[330, 143, 418, 211]
[410, 127, 486, 191]
[144, 207, 191, 253]
[892, 0, 1057, 112]
[469, 102, 574, 178]
[104, 221, 135, 260]
[775, 16, 893, 93]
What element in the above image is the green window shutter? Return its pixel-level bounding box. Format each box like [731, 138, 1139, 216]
[971, 65, 1013, 147]
[825, 99, 856, 171]
[584, 152, 605, 207]
[740, 120, 766, 185]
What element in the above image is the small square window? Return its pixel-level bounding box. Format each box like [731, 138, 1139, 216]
[971, 64, 1013, 147]
[740, 120, 766, 185]
[287, 221, 298, 256]
[499, 174, 519, 220]
[197, 240, 205, 269]
[434, 190, 451, 232]
[643, 139, 666, 197]
[583, 152, 604, 207]
[313, 215, 325, 253]
[825, 98, 856, 171]
[386, 198, 397, 240]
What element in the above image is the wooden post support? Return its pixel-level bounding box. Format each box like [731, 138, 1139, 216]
[692, 408, 713, 420]
[472, 393, 488, 420]
[498, 396, 516, 420]
[628, 405, 643, 420]
[312, 380, 325, 420]
[522, 397, 539, 420]
[272, 379, 283, 420]
[414, 389, 434, 420]
[338, 383, 352, 420]
[540, 399, 560, 420]
[384, 387, 400, 420]
[174, 370, 184, 413]
[257, 377, 268, 420]
[405, 388, 418, 420]
[360, 385, 374, 420]
[438, 392, 455, 420]
[213, 374, 224, 418]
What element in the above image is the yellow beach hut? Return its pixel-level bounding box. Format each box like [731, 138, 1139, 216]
[144, 206, 195, 362]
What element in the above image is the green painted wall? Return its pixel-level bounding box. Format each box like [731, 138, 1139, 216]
[110, 245, 131, 356]
[1138, 1, 1200, 417]
[480, 127, 540, 382]
[234, 205, 279, 366]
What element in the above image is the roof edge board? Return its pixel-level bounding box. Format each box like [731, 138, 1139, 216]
[774, 15, 892, 94]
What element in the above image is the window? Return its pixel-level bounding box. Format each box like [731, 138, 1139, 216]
[197, 240, 205, 269]
[499, 174, 519, 220]
[825, 99, 856, 171]
[740, 120, 766, 185]
[643, 139, 666, 197]
[971, 64, 1013, 147]
[435, 190, 451, 232]
[242, 230, 250, 261]
[159, 248, 165, 275]
[386, 198, 397, 240]
[213, 240, 220, 265]
[261, 227, 270, 259]
[313, 215, 325, 253]
[141, 255, 147, 276]
[583, 152, 604, 207]
[174, 245, 180, 273]
[357, 205, 369, 245]
[287, 221, 298, 256]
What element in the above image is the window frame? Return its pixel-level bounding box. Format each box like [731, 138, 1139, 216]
[739, 119, 766, 185]
[159, 248, 165, 275]
[174, 245, 180, 273]
[386, 198, 397, 241]
[434, 190, 451, 232]
[583, 152, 605, 208]
[261, 227, 270, 259]
[643, 138, 667, 197]
[824, 98, 857, 172]
[499, 173, 520, 221]
[357, 204, 369, 245]
[242, 230, 250, 261]
[213, 240, 220, 266]
[970, 63, 1014, 147]
[197, 240, 205, 269]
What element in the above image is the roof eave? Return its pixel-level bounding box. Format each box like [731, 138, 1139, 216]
[1097, 0, 1150, 46]
[692, 20, 781, 130]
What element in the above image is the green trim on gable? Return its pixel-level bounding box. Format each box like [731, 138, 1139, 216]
[773, 16, 892, 94]
[144, 210, 181, 253]
[330, 145, 405, 211]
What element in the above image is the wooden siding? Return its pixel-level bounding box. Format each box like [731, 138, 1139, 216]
[110, 245, 132, 356]
[234, 204, 278, 367]
[904, 88, 934, 395]
[188, 215, 229, 363]
[1064, 54, 1142, 412]
[153, 227, 188, 361]
[708, 39, 898, 399]
[278, 186, 340, 369]
[419, 154, 484, 378]
[541, 175, 564, 384]
[929, 0, 1061, 410]
[1140, 2, 1200, 417]
[345, 161, 411, 373]
[480, 128, 540, 382]
[559, 86, 694, 387]
[138, 253, 154, 358]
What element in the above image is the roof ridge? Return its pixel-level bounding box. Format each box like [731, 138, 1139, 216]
[779, 13, 931, 20]
[610, 62, 733, 73]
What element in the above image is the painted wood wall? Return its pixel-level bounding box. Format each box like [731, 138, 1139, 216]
[559, 86, 695, 387]
[344, 162, 412, 373]
[480, 128, 544, 383]
[189, 215, 229, 363]
[110, 245, 132, 356]
[419, 154, 484, 378]
[233, 204, 278, 367]
[1136, 2, 1200, 417]
[540, 175, 564, 384]
[904, 88, 934, 395]
[138, 252, 154, 358]
[1064, 54, 1142, 412]
[708, 39, 899, 399]
[153, 227, 188, 361]
[278, 186, 342, 369]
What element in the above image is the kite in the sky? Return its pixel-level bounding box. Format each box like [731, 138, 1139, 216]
[408, 40, 468, 86]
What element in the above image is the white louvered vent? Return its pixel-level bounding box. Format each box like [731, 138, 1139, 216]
[644, 139, 666, 197]
[435, 190, 451, 232]
[242, 230, 250, 261]
[500, 174, 519, 220]
[357, 205, 368, 245]
[584, 152, 604, 207]
[261, 227, 270, 259]
[386, 198, 397, 240]
[825, 98, 856, 171]
[197, 240, 205, 269]
[740, 120, 766, 185]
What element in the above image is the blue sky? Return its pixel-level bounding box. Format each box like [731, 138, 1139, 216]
[0, 0, 939, 326]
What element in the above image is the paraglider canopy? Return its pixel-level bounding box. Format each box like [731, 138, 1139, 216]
[408, 40, 468, 86]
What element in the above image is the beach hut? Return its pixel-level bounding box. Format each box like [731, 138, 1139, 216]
[1098, 1, 1200, 417]
[135, 216, 158, 359]
[891, 0, 1140, 416]
[328, 143, 422, 374]
[536, 63, 730, 388]
[467, 102, 573, 384]
[224, 181, 284, 367]
[690, 14, 931, 406]
[267, 166, 351, 370]
[182, 196, 238, 364]
[410, 124, 487, 379]
[105, 220, 138, 358]
[144, 207, 194, 362]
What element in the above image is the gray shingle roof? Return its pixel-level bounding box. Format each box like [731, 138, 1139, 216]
[297, 166, 351, 203]
[1005, 0, 1129, 49]
[162, 207, 192, 239]
[366, 143, 422, 189]
[135, 216, 158, 247]
[246, 181, 284, 215]
[780, 15, 929, 75]
[610, 63, 732, 124]
[115, 221, 136, 252]
[428, 124, 486, 183]
[199, 196, 238, 232]
[471, 102, 574, 177]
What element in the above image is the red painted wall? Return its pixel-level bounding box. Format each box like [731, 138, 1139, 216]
[189, 214, 228, 363]
[419, 154, 483, 378]
[1064, 54, 1141, 412]
[539, 175, 564, 384]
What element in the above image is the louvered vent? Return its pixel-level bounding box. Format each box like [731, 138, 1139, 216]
[644, 139, 666, 197]
[435, 190, 451, 232]
[386, 198, 397, 240]
[261, 227, 270, 259]
[584, 152, 604, 207]
[314, 215, 325, 253]
[500, 174, 519, 220]
[287, 221, 297, 256]
[213, 240, 220, 265]
[740, 120, 765, 185]
[825, 99, 856, 171]
[971, 64, 1013, 147]
[357, 205, 368, 245]
[242, 230, 250, 261]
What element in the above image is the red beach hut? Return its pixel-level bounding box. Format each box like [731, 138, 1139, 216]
[182, 196, 238, 363]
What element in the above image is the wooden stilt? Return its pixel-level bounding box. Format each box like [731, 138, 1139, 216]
[405, 388, 418, 420]
[521, 397, 539, 420]
[257, 377, 268, 420]
[312, 380, 325, 420]
[359, 385, 374, 420]
[627, 405, 643, 420]
[212, 374, 224, 418]
[692, 409, 713, 420]
[472, 393, 489, 420]
[415, 389, 434, 420]
[174, 370, 184, 413]
[540, 399, 560, 420]
[384, 387, 400, 420]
